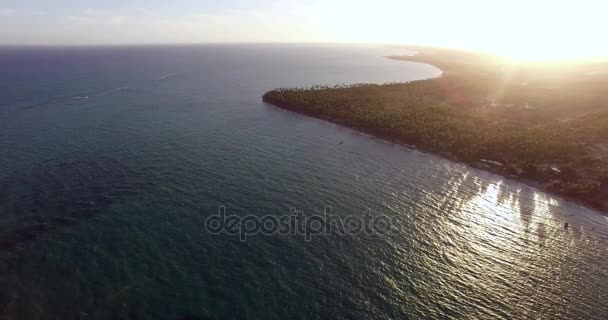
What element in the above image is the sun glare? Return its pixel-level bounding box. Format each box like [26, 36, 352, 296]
[462, 0, 608, 62]
[496, 45, 604, 63]
[487, 37, 608, 62]
[329, 0, 608, 62]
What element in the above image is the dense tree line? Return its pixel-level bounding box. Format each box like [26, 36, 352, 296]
[263, 52, 608, 211]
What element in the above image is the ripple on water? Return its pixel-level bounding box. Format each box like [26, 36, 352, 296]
[0, 45, 607, 319]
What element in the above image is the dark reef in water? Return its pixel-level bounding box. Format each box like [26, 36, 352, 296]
[0, 156, 155, 252]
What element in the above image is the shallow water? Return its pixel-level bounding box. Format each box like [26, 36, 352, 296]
[0, 44, 607, 319]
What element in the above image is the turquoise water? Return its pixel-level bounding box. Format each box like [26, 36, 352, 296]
[1, 45, 607, 319]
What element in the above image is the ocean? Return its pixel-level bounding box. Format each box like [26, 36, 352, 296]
[1, 44, 607, 319]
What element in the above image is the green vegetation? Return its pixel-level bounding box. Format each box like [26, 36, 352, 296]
[263, 47, 608, 212]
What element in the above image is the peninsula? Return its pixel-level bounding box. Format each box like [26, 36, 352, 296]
[263, 46, 608, 212]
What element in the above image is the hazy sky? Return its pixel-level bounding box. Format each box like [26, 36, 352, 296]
[1, 0, 606, 59]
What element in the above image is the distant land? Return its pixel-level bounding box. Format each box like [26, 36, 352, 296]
[263, 46, 608, 213]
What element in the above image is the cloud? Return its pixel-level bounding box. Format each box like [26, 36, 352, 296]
[67, 9, 132, 25]
[46, 7, 329, 44]
[0, 8, 46, 17]
[0, 8, 16, 16]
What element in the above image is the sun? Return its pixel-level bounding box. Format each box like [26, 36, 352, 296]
[466, 0, 608, 62]
[336, 0, 608, 63]
[498, 45, 598, 63]
[492, 40, 608, 62]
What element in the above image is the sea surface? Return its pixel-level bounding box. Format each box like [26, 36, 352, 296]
[0, 44, 607, 319]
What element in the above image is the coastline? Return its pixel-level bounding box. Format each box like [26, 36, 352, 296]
[262, 53, 608, 214]
[386, 55, 608, 214]
[265, 97, 606, 215]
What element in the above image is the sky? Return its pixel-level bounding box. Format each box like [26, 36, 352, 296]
[1, 0, 607, 60]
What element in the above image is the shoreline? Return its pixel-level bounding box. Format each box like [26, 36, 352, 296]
[386, 55, 608, 214]
[265, 98, 606, 215]
[262, 53, 608, 215]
